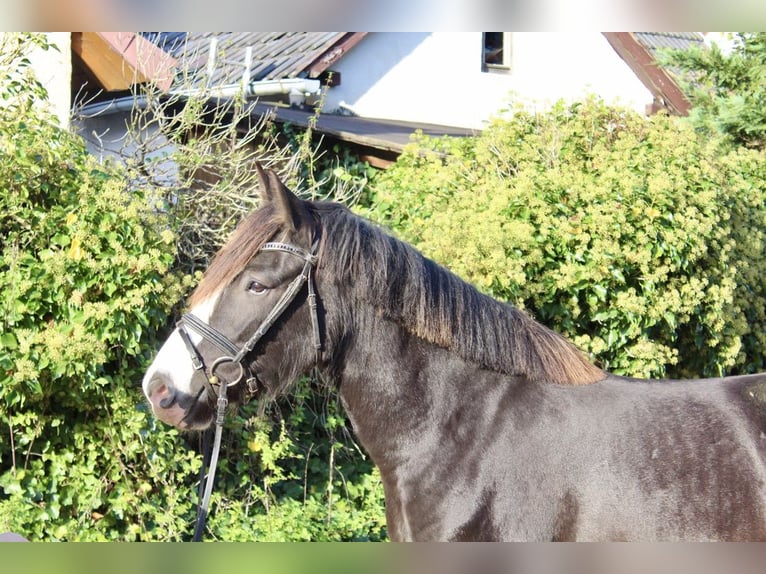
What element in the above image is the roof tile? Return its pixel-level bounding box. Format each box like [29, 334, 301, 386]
[146, 32, 352, 87]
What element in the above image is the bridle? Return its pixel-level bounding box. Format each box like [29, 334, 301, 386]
[177, 239, 322, 395]
[175, 238, 321, 541]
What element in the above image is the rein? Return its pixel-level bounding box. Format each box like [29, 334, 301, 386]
[176, 239, 321, 541]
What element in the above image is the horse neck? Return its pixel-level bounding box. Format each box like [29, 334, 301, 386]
[324, 295, 526, 470]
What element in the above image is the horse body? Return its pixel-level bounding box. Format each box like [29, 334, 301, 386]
[143, 167, 766, 541]
[334, 308, 766, 540]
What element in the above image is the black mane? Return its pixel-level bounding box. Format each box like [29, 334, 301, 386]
[313, 202, 604, 385]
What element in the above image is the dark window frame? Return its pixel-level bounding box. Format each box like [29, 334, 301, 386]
[482, 32, 512, 72]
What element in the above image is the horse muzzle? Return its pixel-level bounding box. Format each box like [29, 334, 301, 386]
[145, 373, 214, 430]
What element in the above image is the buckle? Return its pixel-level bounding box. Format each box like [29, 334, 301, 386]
[190, 354, 204, 371]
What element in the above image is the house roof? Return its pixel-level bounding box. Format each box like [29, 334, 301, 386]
[74, 32, 705, 112]
[73, 32, 707, 166]
[633, 32, 704, 54]
[142, 32, 367, 88]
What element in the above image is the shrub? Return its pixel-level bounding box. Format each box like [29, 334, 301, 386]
[201, 386, 387, 541]
[1, 34, 385, 540]
[0, 33, 195, 540]
[368, 98, 766, 378]
[659, 32, 766, 151]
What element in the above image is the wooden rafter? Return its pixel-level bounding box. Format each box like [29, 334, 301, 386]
[603, 32, 691, 116]
[71, 32, 177, 92]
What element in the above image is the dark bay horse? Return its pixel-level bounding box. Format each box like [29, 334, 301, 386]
[143, 166, 766, 541]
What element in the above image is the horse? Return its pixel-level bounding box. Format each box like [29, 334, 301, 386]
[143, 165, 766, 541]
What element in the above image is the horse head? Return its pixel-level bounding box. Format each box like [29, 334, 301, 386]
[142, 166, 321, 430]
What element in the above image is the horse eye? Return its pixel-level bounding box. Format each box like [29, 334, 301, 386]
[246, 280, 268, 295]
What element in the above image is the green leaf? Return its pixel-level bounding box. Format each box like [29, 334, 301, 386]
[50, 233, 69, 246]
[0, 332, 17, 350]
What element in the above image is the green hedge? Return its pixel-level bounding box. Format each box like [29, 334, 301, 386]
[0, 34, 385, 540]
[368, 98, 766, 378]
[0, 37, 200, 539]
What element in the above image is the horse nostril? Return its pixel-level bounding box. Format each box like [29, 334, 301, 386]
[147, 375, 178, 409]
[158, 384, 178, 408]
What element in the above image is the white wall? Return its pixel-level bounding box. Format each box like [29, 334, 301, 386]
[324, 32, 654, 129]
[27, 32, 72, 127]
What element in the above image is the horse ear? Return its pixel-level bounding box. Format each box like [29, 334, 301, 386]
[255, 163, 310, 232]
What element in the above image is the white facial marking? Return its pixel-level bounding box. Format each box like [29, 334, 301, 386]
[142, 291, 221, 401]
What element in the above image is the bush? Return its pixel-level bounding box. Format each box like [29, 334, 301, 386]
[368, 98, 766, 378]
[201, 385, 387, 541]
[659, 33, 766, 151]
[1, 34, 385, 540]
[0, 34, 197, 540]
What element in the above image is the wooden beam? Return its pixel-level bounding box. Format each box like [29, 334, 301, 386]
[603, 32, 691, 116]
[72, 32, 177, 92]
[305, 33, 368, 78]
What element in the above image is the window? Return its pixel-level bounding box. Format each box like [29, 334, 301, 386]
[482, 32, 512, 72]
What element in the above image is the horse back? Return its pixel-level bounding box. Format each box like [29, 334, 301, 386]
[563, 372, 766, 541]
[456, 372, 766, 541]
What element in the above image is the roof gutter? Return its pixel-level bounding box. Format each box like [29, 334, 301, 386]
[76, 95, 146, 118]
[170, 78, 322, 106]
[76, 77, 322, 118]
